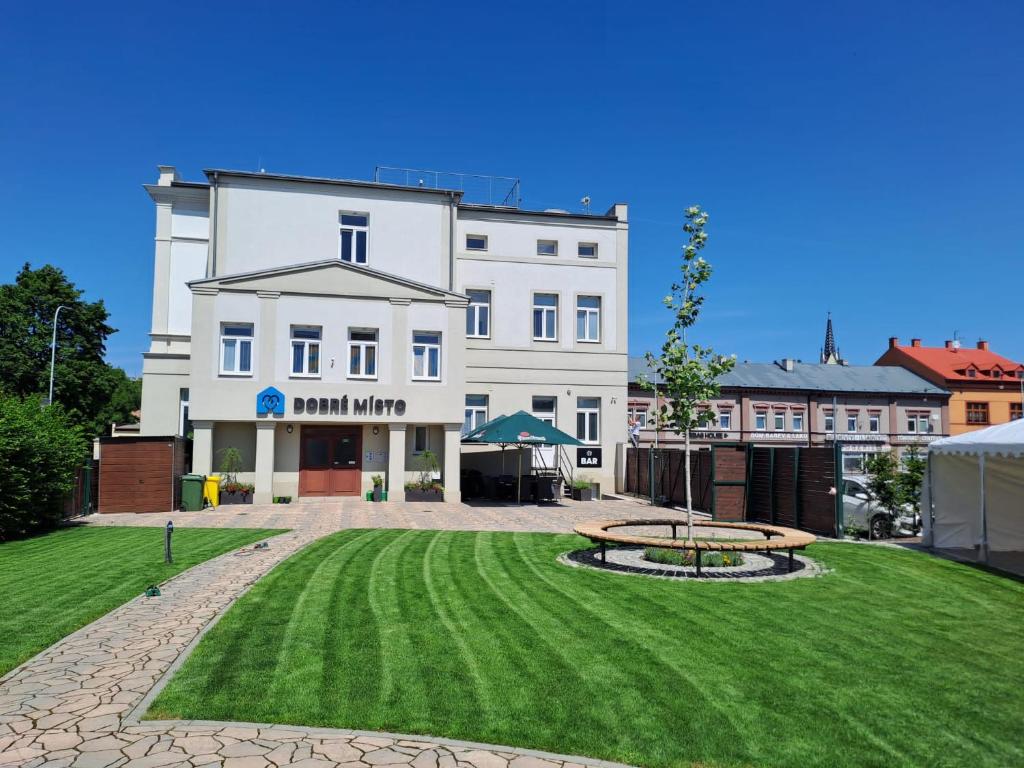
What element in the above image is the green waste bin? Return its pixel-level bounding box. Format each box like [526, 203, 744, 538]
[181, 474, 205, 511]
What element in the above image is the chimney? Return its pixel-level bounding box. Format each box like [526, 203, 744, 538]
[888, 337, 899, 349]
[157, 165, 179, 186]
[977, 340, 989, 351]
[777, 358, 795, 372]
[911, 338, 921, 347]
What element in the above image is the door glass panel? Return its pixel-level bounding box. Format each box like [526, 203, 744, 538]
[334, 435, 358, 466]
[305, 438, 329, 468]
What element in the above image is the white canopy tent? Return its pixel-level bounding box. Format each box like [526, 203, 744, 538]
[923, 419, 1024, 573]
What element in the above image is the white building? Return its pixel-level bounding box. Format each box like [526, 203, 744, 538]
[140, 166, 628, 502]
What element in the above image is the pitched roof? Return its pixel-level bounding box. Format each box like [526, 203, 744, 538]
[628, 356, 947, 395]
[878, 342, 1024, 382]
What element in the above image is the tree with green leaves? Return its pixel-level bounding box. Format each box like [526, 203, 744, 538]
[0, 263, 139, 436]
[865, 447, 926, 537]
[642, 206, 736, 540]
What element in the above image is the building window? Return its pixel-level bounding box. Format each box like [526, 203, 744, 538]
[824, 411, 834, 433]
[966, 368, 977, 378]
[847, 415, 858, 432]
[628, 405, 648, 428]
[719, 411, 732, 430]
[992, 370, 1002, 379]
[290, 326, 321, 377]
[534, 396, 557, 419]
[1011, 403, 1023, 421]
[533, 293, 558, 341]
[412, 331, 441, 380]
[578, 242, 598, 258]
[791, 412, 803, 431]
[906, 414, 917, 433]
[464, 395, 489, 434]
[843, 452, 866, 475]
[466, 234, 488, 251]
[918, 415, 931, 433]
[339, 212, 369, 264]
[755, 411, 767, 431]
[966, 402, 989, 424]
[576, 296, 601, 342]
[773, 411, 785, 430]
[466, 289, 491, 338]
[577, 397, 600, 443]
[348, 328, 378, 379]
[220, 323, 253, 376]
[869, 414, 880, 433]
[413, 426, 429, 454]
[537, 239, 558, 256]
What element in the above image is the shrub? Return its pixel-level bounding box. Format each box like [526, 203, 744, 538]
[0, 394, 88, 540]
[217, 446, 245, 486]
[643, 547, 744, 568]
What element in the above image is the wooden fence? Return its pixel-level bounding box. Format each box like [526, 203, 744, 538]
[625, 444, 748, 521]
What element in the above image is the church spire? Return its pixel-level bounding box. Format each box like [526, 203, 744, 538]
[820, 312, 843, 364]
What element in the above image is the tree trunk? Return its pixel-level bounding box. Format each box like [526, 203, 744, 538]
[684, 427, 693, 541]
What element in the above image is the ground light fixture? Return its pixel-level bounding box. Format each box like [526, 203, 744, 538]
[144, 585, 161, 597]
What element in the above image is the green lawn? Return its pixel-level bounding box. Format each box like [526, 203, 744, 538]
[0, 525, 283, 677]
[148, 529, 1024, 768]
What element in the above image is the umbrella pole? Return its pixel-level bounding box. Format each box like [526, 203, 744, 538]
[517, 447, 522, 505]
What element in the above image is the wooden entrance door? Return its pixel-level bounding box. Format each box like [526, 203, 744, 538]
[299, 427, 362, 496]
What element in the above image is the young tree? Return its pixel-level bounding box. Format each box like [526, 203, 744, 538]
[0, 263, 138, 436]
[642, 206, 735, 540]
[864, 451, 902, 538]
[898, 446, 927, 512]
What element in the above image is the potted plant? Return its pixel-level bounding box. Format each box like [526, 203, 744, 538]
[572, 476, 594, 502]
[405, 450, 443, 501]
[217, 446, 254, 505]
[371, 474, 384, 502]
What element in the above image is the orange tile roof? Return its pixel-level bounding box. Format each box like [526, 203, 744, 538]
[883, 343, 1024, 383]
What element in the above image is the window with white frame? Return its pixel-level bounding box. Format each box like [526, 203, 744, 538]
[628, 404, 648, 428]
[537, 239, 558, 256]
[413, 426, 429, 454]
[412, 331, 441, 380]
[220, 323, 253, 376]
[718, 410, 732, 430]
[773, 411, 785, 430]
[869, 413, 880, 433]
[824, 410, 835, 432]
[466, 289, 491, 338]
[843, 452, 866, 475]
[576, 397, 600, 443]
[290, 326, 321, 377]
[466, 234, 488, 251]
[578, 242, 598, 258]
[533, 293, 558, 341]
[792, 412, 804, 431]
[464, 395, 488, 434]
[847, 414, 858, 432]
[576, 295, 601, 342]
[339, 212, 369, 263]
[755, 411, 767, 430]
[918, 414, 931, 433]
[906, 414, 917, 433]
[348, 328, 378, 379]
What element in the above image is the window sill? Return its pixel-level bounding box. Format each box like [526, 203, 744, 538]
[412, 377, 442, 383]
[219, 372, 253, 378]
[532, 337, 558, 343]
[290, 374, 321, 379]
[576, 338, 601, 344]
[347, 375, 378, 381]
[466, 334, 491, 340]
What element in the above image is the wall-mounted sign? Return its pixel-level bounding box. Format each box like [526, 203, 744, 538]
[256, 387, 285, 416]
[578, 447, 602, 468]
[292, 396, 406, 417]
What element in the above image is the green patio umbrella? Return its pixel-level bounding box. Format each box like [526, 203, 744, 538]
[462, 411, 583, 503]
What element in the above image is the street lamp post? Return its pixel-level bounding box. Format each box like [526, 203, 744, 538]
[47, 304, 70, 407]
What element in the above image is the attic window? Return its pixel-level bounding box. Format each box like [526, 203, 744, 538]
[966, 369, 976, 378]
[992, 370, 1002, 379]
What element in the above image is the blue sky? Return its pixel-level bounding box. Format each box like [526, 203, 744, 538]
[2, 1, 1021, 376]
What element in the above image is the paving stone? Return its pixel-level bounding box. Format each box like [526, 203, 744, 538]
[457, 752, 508, 768]
[77, 735, 131, 752]
[128, 753, 198, 768]
[410, 749, 439, 768]
[264, 743, 296, 766]
[174, 736, 224, 755]
[70, 749, 126, 768]
[221, 757, 270, 768]
[312, 742, 363, 763]
[38, 733, 83, 751]
[286, 759, 338, 768]
[508, 758, 560, 768]
[362, 749, 415, 766]
[220, 741, 271, 758]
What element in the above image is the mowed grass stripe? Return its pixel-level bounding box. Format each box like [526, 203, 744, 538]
[148, 530, 1024, 768]
[0, 526, 283, 678]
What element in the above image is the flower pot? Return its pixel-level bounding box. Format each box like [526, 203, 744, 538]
[572, 487, 594, 502]
[372, 486, 383, 502]
[220, 490, 253, 505]
[406, 488, 443, 502]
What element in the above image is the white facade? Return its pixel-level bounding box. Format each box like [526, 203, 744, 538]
[140, 166, 628, 503]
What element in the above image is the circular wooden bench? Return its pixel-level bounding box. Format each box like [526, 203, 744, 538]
[573, 518, 817, 575]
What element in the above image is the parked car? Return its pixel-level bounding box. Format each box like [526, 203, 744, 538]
[842, 477, 921, 539]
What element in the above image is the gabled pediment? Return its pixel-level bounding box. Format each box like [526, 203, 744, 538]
[189, 260, 466, 303]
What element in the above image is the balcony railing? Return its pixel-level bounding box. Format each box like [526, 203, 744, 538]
[374, 166, 521, 207]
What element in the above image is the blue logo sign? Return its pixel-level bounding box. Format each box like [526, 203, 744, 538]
[256, 386, 285, 416]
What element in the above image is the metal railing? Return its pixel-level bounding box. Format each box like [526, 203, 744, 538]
[374, 166, 521, 207]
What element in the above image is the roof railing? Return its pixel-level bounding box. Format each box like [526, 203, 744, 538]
[374, 166, 521, 208]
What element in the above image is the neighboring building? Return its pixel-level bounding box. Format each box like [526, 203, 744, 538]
[627, 357, 950, 474]
[141, 165, 628, 502]
[875, 338, 1024, 435]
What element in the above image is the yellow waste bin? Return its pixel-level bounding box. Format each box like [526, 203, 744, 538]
[203, 474, 221, 508]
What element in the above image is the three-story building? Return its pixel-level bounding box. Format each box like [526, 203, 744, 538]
[140, 166, 628, 502]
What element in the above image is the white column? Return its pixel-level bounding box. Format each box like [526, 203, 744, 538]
[192, 421, 213, 474]
[388, 424, 406, 502]
[443, 423, 462, 503]
[254, 422, 276, 504]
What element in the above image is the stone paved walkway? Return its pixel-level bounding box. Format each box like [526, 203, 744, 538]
[1, 499, 653, 768]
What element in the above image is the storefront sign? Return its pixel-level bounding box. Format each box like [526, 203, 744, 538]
[292, 395, 406, 417]
[256, 387, 285, 416]
[578, 447, 602, 468]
